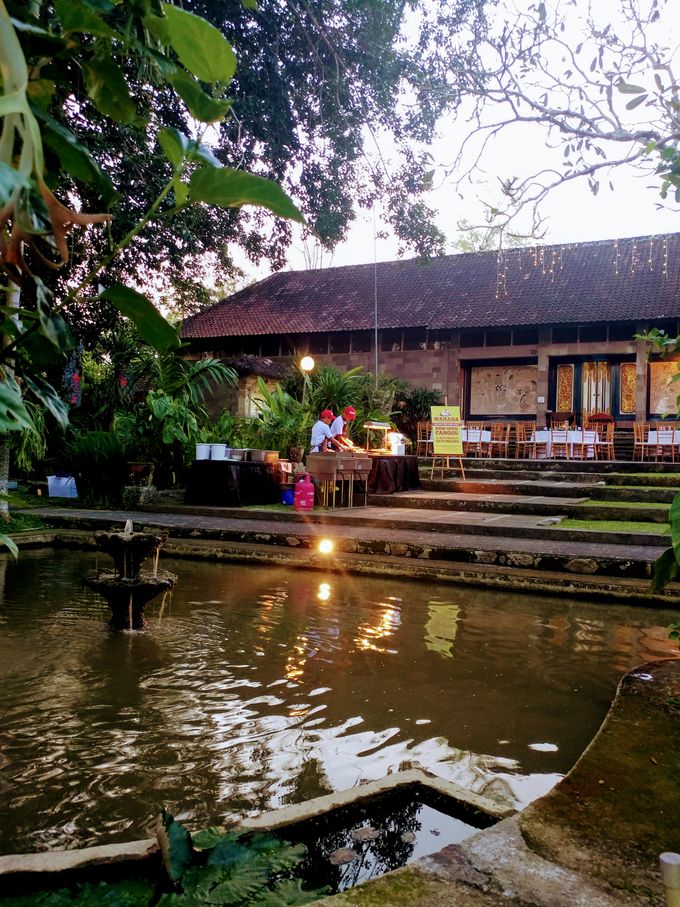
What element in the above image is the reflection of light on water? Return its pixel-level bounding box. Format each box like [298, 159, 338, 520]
[317, 582, 331, 602]
[285, 637, 310, 680]
[355, 603, 401, 652]
[425, 601, 460, 658]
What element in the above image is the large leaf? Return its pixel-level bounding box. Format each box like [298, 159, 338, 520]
[156, 811, 193, 884]
[0, 376, 36, 433]
[24, 375, 70, 429]
[41, 117, 117, 204]
[83, 55, 142, 124]
[189, 167, 304, 222]
[168, 70, 232, 123]
[652, 546, 679, 593]
[0, 535, 19, 561]
[0, 163, 30, 206]
[669, 490, 680, 552]
[54, 0, 118, 37]
[161, 3, 237, 84]
[100, 286, 179, 350]
[158, 127, 192, 167]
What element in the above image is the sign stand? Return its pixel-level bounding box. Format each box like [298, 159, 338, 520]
[430, 405, 465, 480]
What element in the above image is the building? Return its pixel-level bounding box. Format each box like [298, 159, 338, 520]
[181, 233, 680, 426]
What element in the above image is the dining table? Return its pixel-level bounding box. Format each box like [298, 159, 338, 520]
[531, 429, 599, 459]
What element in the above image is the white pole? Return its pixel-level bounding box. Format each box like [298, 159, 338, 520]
[660, 853, 680, 907]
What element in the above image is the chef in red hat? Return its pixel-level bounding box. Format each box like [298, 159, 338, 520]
[330, 405, 357, 450]
[310, 409, 336, 452]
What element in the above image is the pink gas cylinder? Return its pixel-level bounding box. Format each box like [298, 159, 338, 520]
[293, 473, 315, 511]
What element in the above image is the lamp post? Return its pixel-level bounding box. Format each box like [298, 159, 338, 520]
[300, 355, 314, 406]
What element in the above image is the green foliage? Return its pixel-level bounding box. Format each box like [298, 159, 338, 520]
[9, 400, 47, 474]
[112, 347, 236, 486]
[0, 878, 156, 906]
[156, 810, 327, 906]
[65, 430, 129, 507]
[306, 366, 364, 418]
[651, 492, 680, 593]
[252, 378, 313, 455]
[394, 385, 443, 440]
[1, 0, 304, 440]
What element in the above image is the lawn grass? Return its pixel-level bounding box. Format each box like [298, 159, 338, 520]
[3, 511, 49, 532]
[559, 518, 670, 535]
[581, 499, 670, 509]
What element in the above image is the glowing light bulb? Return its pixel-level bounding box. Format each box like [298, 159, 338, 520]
[300, 355, 315, 373]
[318, 538, 334, 555]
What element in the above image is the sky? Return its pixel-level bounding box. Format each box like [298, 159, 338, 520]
[278, 0, 680, 274]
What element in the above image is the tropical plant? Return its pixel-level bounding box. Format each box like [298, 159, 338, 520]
[306, 366, 365, 418]
[112, 348, 237, 486]
[394, 386, 444, 441]
[0, 812, 327, 907]
[156, 810, 327, 906]
[66, 430, 129, 507]
[253, 378, 313, 456]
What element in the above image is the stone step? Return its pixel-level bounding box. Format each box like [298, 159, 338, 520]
[370, 491, 670, 524]
[425, 457, 680, 476]
[30, 506, 667, 584]
[420, 478, 677, 504]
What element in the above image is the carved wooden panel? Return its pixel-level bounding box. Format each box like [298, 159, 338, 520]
[619, 363, 636, 414]
[649, 360, 680, 415]
[469, 365, 538, 415]
[556, 364, 574, 412]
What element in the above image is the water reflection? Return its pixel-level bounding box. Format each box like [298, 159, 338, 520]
[0, 550, 677, 855]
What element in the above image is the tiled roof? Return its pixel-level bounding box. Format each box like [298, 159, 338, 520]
[181, 233, 680, 339]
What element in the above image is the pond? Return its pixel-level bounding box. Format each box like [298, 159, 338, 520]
[0, 549, 677, 857]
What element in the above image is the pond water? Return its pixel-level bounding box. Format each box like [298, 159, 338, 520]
[0, 549, 677, 856]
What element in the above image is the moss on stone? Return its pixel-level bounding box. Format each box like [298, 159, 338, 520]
[519, 660, 680, 905]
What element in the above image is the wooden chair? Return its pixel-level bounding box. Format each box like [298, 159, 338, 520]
[633, 423, 659, 461]
[487, 422, 510, 458]
[463, 426, 485, 457]
[592, 422, 615, 460]
[549, 427, 571, 459]
[514, 422, 547, 459]
[415, 421, 433, 457]
[656, 425, 676, 462]
[549, 411, 576, 428]
[572, 427, 598, 460]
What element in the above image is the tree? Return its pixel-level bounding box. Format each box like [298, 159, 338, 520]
[436, 0, 680, 234]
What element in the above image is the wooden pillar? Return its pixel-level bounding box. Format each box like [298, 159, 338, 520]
[536, 327, 551, 426]
[446, 332, 462, 412]
[635, 323, 648, 421]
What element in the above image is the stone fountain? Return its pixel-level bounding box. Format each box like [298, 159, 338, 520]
[85, 520, 178, 630]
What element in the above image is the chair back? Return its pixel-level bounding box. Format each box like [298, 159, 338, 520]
[549, 411, 575, 427]
[515, 421, 535, 442]
[416, 421, 432, 441]
[490, 422, 510, 441]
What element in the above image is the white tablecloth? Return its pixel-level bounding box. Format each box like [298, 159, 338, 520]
[647, 430, 679, 447]
[531, 429, 599, 459]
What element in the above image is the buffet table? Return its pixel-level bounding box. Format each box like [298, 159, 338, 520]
[367, 454, 420, 494]
[186, 460, 281, 507]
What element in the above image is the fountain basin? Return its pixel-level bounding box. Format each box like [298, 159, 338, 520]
[84, 570, 177, 630]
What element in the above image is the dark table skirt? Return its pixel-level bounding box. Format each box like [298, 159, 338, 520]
[366, 455, 420, 495]
[186, 460, 281, 507]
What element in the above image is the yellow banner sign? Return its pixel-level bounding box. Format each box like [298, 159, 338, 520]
[431, 405, 463, 455]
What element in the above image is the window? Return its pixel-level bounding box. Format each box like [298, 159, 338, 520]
[552, 325, 578, 343]
[309, 334, 329, 355]
[329, 333, 350, 354]
[240, 337, 261, 355]
[381, 330, 402, 352]
[579, 324, 607, 343]
[486, 329, 512, 347]
[351, 332, 372, 353]
[260, 335, 280, 357]
[428, 330, 450, 350]
[460, 329, 484, 348]
[403, 329, 426, 350]
[608, 322, 636, 342]
[513, 328, 539, 346]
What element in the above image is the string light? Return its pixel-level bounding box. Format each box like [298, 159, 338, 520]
[663, 237, 668, 279]
[648, 236, 654, 271]
[496, 248, 507, 298]
[614, 238, 619, 276]
[630, 238, 638, 276]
